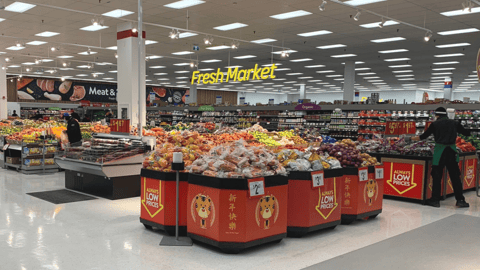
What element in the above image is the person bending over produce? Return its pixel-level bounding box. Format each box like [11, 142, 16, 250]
[412, 107, 470, 208]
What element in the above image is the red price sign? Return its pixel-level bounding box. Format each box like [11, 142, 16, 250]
[385, 121, 399, 135]
[110, 119, 130, 133]
[385, 121, 416, 135]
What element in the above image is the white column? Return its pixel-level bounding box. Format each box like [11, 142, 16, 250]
[0, 58, 6, 119]
[299, 84, 306, 100]
[343, 61, 355, 102]
[444, 77, 452, 101]
[188, 84, 197, 105]
[116, 21, 146, 127]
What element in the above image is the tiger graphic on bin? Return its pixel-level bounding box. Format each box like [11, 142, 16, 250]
[255, 195, 279, 229]
[191, 194, 215, 229]
[364, 179, 379, 206]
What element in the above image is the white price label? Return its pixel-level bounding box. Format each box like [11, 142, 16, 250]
[248, 178, 265, 197]
[375, 167, 384, 180]
[359, 169, 369, 182]
[312, 172, 324, 188]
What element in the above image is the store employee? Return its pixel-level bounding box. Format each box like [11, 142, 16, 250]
[412, 107, 470, 208]
[63, 113, 82, 146]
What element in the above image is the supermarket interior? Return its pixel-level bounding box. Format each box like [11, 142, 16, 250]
[1, 0, 480, 269]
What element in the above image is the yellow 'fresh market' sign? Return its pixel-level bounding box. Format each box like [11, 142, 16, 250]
[191, 64, 278, 85]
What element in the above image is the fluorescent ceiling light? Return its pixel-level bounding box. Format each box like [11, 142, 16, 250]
[372, 82, 387, 84]
[371, 37, 405, 43]
[164, 0, 205, 9]
[317, 44, 346, 49]
[305, 65, 326, 68]
[150, 66, 166, 69]
[284, 81, 297, 84]
[35, 31, 59, 37]
[174, 63, 190, 66]
[41, 59, 53, 62]
[432, 67, 456, 71]
[334, 78, 344, 81]
[432, 72, 452, 75]
[80, 25, 109, 31]
[389, 65, 412, 68]
[436, 43, 470, 48]
[22, 62, 35, 65]
[272, 50, 297, 55]
[358, 72, 376, 75]
[434, 53, 464, 58]
[275, 68, 290, 71]
[398, 78, 415, 81]
[172, 51, 195, 55]
[290, 58, 312, 62]
[8, 65, 20, 68]
[286, 73, 303, 75]
[77, 65, 90, 68]
[214, 22, 248, 31]
[202, 59, 221, 63]
[379, 49, 408, 54]
[104, 78, 114, 80]
[355, 67, 371, 71]
[106, 46, 117, 50]
[178, 32, 198, 39]
[78, 51, 97, 55]
[270, 10, 312, 20]
[317, 70, 335, 73]
[175, 71, 190, 73]
[438, 28, 479, 35]
[343, 0, 386, 6]
[342, 61, 365, 65]
[145, 40, 158, 45]
[102, 9, 134, 18]
[364, 77, 380, 79]
[395, 74, 415, 77]
[360, 20, 399, 28]
[368, 80, 384, 82]
[57, 55, 73, 59]
[331, 54, 356, 58]
[5, 2, 36, 13]
[225, 65, 243, 68]
[262, 63, 282, 67]
[154, 73, 168, 75]
[26, 41, 47, 45]
[392, 70, 413, 73]
[326, 75, 343, 78]
[298, 30, 332, 37]
[76, 74, 88, 77]
[206, 45, 230, 50]
[6, 46, 25, 50]
[234, 55, 256, 59]
[251, 38, 277, 44]
[308, 80, 322, 82]
[317, 82, 329, 85]
[433, 61, 459, 65]
[147, 55, 162, 59]
[384, 58, 410, 62]
[158, 78, 169, 80]
[441, 7, 480, 17]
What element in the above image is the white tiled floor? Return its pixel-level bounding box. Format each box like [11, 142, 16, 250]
[1, 168, 479, 270]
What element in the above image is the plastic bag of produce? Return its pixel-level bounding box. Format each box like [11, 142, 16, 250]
[312, 160, 324, 171]
[326, 158, 341, 169]
[296, 158, 311, 171]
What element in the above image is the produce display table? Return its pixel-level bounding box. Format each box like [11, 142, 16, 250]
[370, 152, 477, 204]
[139, 169, 188, 235]
[287, 169, 343, 237]
[187, 174, 288, 254]
[340, 166, 384, 225]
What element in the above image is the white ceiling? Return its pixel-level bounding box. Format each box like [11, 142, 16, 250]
[0, 0, 479, 94]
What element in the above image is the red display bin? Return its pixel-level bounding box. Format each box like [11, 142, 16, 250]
[287, 169, 343, 237]
[187, 174, 288, 254]
[139, 169, 189, 236]
[341, 166, 384, 225]
[462, 155, 477, 190]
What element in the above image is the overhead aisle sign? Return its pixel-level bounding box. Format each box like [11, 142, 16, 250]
[191, 64, 278, 85]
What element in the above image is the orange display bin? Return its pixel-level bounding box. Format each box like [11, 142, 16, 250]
[287, 169, 343, 237]
[187, 174, 288, 253]
[139, 169, 189, 236]
[341, 166, 384, 225]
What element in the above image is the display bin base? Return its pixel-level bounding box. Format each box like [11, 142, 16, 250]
[140, 169, 189, 236]
[188, 232, 286, 254]
[187, 174, 288, 253]
[65, 170, 140, 200]
[287, 220, 340, 238]
[341, 209, 382, 225]
[140, 218, 187, 236]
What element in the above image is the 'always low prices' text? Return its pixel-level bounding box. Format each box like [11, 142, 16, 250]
[393, 170, 412, 186]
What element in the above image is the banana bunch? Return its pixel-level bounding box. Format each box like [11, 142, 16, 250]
[278, 130, 295, 138]
[250, 131, 280, 146]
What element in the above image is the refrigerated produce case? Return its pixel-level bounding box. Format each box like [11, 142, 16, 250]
[55, 133, 148, 200]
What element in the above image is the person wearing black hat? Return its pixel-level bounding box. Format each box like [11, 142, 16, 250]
[63, 113, 82, 146]
[412, 107, 470, 208]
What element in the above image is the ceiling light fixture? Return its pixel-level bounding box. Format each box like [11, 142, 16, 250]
[203, 36, 213, 45]
[281, 50, 290, 58]
[424, 31, 433, 42]
[353, 11, 361, 21]
[132, 28, 137, 33]
[169, 29, 180, 39]
[378, 18, 385, 28]
[319, 0, 327, 11]
[231, 40, 240, 49]
[114, 53, 118, 59]
[5, 57, 10, 62]
[91, 17, 104, 27]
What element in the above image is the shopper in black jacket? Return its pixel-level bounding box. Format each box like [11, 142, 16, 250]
[412, 107, 470, 208]
[63, 113, 82, 146]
